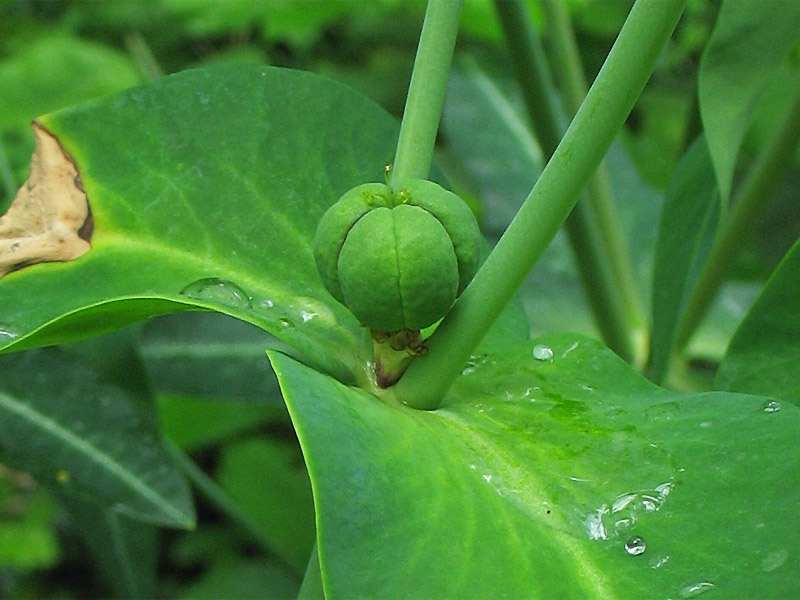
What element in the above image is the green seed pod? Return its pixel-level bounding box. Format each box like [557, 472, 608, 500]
[313, 179, 481, 332]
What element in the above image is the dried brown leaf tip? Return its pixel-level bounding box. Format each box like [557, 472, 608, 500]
[0, 122, 92, 278]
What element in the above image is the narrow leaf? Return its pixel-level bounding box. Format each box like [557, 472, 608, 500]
[715, 236, 800, 405]
[58, 494, 159, 599]
[699, 0, 800, 201]
[650, 137, 719, 382]
[0, 349, 194, 528]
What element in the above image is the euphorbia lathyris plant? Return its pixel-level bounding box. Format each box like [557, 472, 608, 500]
[1, 0, 800, 598]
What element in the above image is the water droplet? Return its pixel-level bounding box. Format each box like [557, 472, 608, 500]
[180, 277, 251, 309]
[278, 318, 294, 329]
[650, 554, 670, 569]
[585, 482, 674, 541]
[461, 354, 488, 375]
[258, 298, 274, 309]
[762, 549, 788, 572]
[625, 536, 646, 556]
[532, 344, 554, 362]
[482, 474, 493, 483]
[293, 297, 337, 327]
[763, 400, 781, 413]
[0, 324, 19, 343]
[679, 582, 715, 598]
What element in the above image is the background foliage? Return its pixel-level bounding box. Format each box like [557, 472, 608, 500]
[1, 0, 799, 597]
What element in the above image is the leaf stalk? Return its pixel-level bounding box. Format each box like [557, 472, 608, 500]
[390, 0, 464, 186]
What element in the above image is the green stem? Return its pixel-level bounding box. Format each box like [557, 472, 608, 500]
[542, 0, 649, 361]
[164, 439, 301, 577]
[393, 0, 687, 410]
[674, 79, 800, 352]
[390, 0, 463, 186]
[124, 32, 164, 80]
[494, 0, 634, 362]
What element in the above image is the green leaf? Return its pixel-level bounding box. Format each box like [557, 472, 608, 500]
[216, 438, 315, 573]
[698, 0, 800, 202]
[57, 494, 159, 599]
[715, 237, 800, 405]
[650, 137, 720, 382]
[141, 312, 283, 404]
[0, 64, 401, 384]
[271, 336, 800, 598]
[0, 349, 194, 528]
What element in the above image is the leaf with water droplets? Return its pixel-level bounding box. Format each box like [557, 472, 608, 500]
[0, 64, 400, 384]
[272, 334, 800, 598]
[0, 348, 194, 528]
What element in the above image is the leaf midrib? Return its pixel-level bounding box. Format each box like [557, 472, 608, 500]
[0, 390, 190, 526]
[436, 408, 617, 600]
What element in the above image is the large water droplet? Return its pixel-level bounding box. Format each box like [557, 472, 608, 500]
[180, 277, 251, 309]
[679, 582, 715, 598]
[763, 400, 781, 413]
[0, 324, 19, 343]
[625, 536, 646, 556]
[532, 344, 554, 362]
[585, 482, 674, 541]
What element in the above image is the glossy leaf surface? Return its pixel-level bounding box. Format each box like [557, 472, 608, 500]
[272, 336, 800, 599]
[0, 349, 194, 528]
[650, 137, 719, 382]
[0, 64, 399, 384]
[698, 0, 800, 201]
[716, 237, 800, 405]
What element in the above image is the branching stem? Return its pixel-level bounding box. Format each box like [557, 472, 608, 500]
[393, 0, 687, 410]
[495, 0, 635, 362]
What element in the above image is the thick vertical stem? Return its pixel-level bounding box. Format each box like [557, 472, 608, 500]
[542, 0, 648, 361]
[390, 0, 464, 186]
[495, 0, 634, 362]
[393, 0, 687, 410]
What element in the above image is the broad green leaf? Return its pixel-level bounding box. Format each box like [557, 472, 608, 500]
[58, 494, 158, 599]
[715, 237, 800, 405]
[650, 137, 720, 382]
[216, 438, 315, 573]
[0, 64, 400, 384]
[698, 0, 800, 202]
[0, 34, 142, 208]
[272, 336, 800, 599]
[0, 349, 194, 528]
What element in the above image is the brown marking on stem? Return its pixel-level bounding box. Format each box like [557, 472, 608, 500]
[0, 122, 91, 277]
